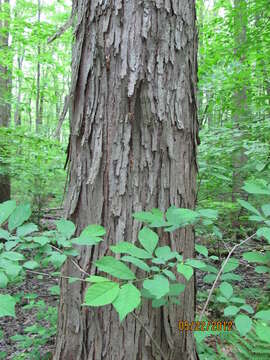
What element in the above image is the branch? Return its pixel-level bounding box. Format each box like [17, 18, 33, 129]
[47, 15, 74, 44]
[54, 95, 70, 138]
[199, 233, 256, 321]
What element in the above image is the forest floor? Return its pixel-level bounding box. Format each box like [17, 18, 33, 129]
[0, 212, 268, 359]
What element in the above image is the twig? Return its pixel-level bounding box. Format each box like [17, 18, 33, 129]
[25, 269, 84, 282]
[50, 244, 91, 276]
[199, 233, 256, 321]
[131, 312, 168, 360]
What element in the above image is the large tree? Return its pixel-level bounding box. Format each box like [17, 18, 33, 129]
[54, 1, 199, 359]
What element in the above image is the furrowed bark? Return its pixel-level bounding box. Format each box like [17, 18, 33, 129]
[54, 1, 199, 359]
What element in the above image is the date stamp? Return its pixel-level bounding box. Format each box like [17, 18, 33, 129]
[179, 320, 234, 331]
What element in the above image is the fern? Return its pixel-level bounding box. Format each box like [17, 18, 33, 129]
[228, 328, 270, 360]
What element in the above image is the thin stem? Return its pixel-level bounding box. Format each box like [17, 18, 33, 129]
[199, 233, 256, 321]
[25, 269, 87, 283]
[50, 244, 91, 276]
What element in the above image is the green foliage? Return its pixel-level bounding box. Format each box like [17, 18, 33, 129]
[11, 299, 57, 360]
[1, 184, 270, 358]
[0, 127, 66, 217]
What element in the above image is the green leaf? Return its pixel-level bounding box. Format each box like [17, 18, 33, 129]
[49, 286, 60, 295]
[235, 314, 252, 336]
[150, 266, 160, 272]
[4, 241, 19, 251]
[257, 227, 270, 243]
[221, 273, 242, 282]
[0, 294, 17, 317]
[151, 257, 166, 265]
[71, 236, 103, 246]
[155, 246, 177, 261]
[255, 322, 270, 343]
[110, 242, 152, 259]
[82, 225, 106, 237]
[48, 252, 67, 267]
[224, 306, 239, 316]
[243, 251, 268, 264]
[112, 284, 141, 321]
[0, 272, 8, 288]
[0, 229, 10, 240]
[71, 225, 105, 245]
[152, 297, 167, 308]
[203, 274, 216, 284]
[23, 261, 39, 270]
[8, 204, 31, 232]
[133, 211, 156, 223]
[64, 249, 79, 257]
[222, 258, 239, 273]
[185, 259, 207, 270]
[0, 259, 21, 278]
[240, 305, 254, 314]
[141, 288, 156, 299]
[254, 310, 270, 321]
[261, 204, 270, 217]
[237, 199, 261, 216]
[243, 182, 270, 195]
[197, 209, 218, 219]
[219, 282, 233, 299]
[165, 207, 199, 231]
[230, 297, 246, 304]
[255, 266, 269, 274]
[83, 282, 119, 306]
[86, 276, 110, 283]
[32, 236, 50, 246]
[121, 256, 150, 272]
[143, 275, 170, 299]
[177, 263, 193, 281]
[133, 209, 168, 227]
[95, 256, 136, 280]
[17, 223, 38, 237]
[162, 269, 176, 280]
[1, 251, 24, 261]
[0, 200, 16, 225]
[195, 244, 208, 257]
[55, 219, 76, 239]
[204, 264, 218, 274]
[168, 283, 185, 296]
[138, 227, 158, 254]
[249, 215, 265, 222]
[216, 296, 229, 303]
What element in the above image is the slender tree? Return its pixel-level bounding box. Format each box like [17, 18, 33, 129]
[35, 0, 42, 132]
[54, 1, 199, 359]
[0, 0, 11, 203]
[231, 0, 248, 223]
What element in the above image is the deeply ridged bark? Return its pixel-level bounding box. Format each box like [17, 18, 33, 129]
[54, 1, 199, 359]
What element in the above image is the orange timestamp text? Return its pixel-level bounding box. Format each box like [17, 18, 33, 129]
[179, 320, 234, 331]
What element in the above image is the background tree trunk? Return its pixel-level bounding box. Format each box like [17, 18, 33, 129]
[54, 1, 199, 359]
[0, 0, 11, 203]
[35, 0, 42, 132]
[232, 0, 248, 203]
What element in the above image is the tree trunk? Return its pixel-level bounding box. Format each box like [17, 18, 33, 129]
[14, 53, 24, 126]
[54, 1, 199, 360]
[232, 0, 248, 207]
[0, 0, 11, 203]
[35, 0, 42, 132]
